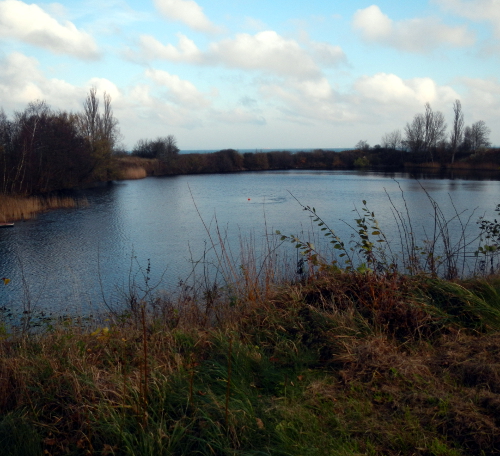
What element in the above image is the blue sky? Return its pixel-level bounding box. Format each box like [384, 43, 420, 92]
[0, 0, 499, 150]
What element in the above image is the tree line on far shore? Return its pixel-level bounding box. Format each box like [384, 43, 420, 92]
[129, 99, 496, 176]
[357, 100, 492, 164]
[1, 95, 498, 197]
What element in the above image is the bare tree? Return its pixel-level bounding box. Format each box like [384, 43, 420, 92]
[79, 87, 100, 145]
[449, 99, 464, 164]
[0, 109, 13, 194]
[404, 113, 425, 153]
[404, 103, 447, 161]
[464, 120, 491, 152]
[381, 129, 402, 150]
[355, 140, 370, 151]
[423, 103, 447, 161]
[101, 92, 119, 150]
[10, 100, 51, 193]
[78, 88, 120, 180]
[162, 135, 179, 159]
[132, 135, 179, 163]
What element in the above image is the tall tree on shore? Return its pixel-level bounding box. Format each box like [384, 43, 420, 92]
[404, 113, 425, 154]
[449, 100, 464, 164]
[0, 109, 14, 194]
[77, 88, 120, 181]
[404, 103, 447, 161]
[10, 101, 50, 194]
[423, 103, 447, 162]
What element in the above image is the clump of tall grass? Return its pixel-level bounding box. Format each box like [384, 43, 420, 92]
[0, 194, 88, 222]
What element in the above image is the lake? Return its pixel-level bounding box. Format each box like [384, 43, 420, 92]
[1, 169, 499, 316]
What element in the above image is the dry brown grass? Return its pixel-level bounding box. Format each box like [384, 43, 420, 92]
[116, 166, 148, 180]
[1, 270, 500, 455]
[114, 156, 161, 180]
[0, 194, 88, 222]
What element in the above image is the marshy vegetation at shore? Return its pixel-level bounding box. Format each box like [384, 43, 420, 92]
[0, 194, 89, 222]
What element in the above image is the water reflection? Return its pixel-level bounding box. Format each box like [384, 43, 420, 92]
[1, 169, 499, 314]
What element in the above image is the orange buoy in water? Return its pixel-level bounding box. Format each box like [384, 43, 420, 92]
[248, 198, 251, 201]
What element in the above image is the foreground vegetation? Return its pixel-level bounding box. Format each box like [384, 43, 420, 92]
[2, 197, 500, 456]
[1, 269, 500, 456]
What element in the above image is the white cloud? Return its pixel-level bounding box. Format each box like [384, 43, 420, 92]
[153, 0, 220, 33]
[435, 0, 500, 37]
[86, 78, 122, 102]
[145, 69, 211, 108]
[0, 53, 132, 142]
[0, 52, 82, 110]
[0, 53, 45, 104]
[209, 31, 321, 78]
[257, 71, 471, 131]
[459, 77, 500, 123]
[133, 33, 202, 62]
[260, 77, 355, 124]
[0, 53, 125, 117]
[127, 83, 204, 130]
[352, 5, 474, 52]
[308, 41, 347, 67]
[354, 73, 459, 106]
[210, 108, 266, 125]
[133, 30, 342, 79]
[0, 0, 99, 59]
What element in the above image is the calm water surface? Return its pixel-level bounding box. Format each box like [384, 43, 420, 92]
[1, 170, 499, 314]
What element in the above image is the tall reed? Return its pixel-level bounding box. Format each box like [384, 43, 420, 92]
[0, 194, 88, 222]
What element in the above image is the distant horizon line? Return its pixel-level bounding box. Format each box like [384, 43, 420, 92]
[178, 147, 352, 154]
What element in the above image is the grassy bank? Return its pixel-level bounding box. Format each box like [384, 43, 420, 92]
[0, 194, 88, 223]
[1, 270, 500, 456]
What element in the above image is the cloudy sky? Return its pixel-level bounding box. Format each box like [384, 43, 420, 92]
[0, 0, 499, 150]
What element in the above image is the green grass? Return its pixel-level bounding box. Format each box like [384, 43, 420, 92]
[2, 270, 500, 455]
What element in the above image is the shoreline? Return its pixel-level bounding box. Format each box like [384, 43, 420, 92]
[1, 149, 499, 222]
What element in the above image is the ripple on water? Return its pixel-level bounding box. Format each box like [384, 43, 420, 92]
[1, 170, 499, 314]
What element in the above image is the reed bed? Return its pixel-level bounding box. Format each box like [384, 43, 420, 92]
[0, 194, 88, 222]
[116, 166, 148, 180]
[114, 156, 160, 180]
